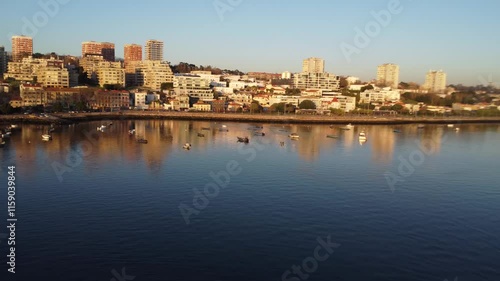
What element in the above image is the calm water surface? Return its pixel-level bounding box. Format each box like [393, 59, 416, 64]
[1, 120, 499, 281]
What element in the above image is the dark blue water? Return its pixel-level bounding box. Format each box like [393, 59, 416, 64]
[1, 121, 499, 281]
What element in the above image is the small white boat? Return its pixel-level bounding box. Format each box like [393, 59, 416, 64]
[455, 128, 460, 132]
[341, 124, 354, 131]
[97, 125, 107, 131]
[289, 133, 300, 139]
[447, 124, 454, 128]
[42, 134, 52, 141]
[129, 129, 136, 135]
[0, 139, 5, 147]
[417, 124, 425, 129]
[359, 131, 367, 141]
[183, 143, 192, 150]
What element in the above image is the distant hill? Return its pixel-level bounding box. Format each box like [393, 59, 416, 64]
[170, 62, 244, 76]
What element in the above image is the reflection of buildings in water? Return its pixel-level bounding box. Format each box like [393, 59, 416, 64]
[294, 125, 322, 162]
[341, 126, 356, 151]
[418, 127, 443, 155]
[371, 126, 396, 164]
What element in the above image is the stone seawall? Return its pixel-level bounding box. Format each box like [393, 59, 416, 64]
[2, 112, 500, 125]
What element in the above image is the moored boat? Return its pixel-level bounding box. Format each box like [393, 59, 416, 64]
[183, 143, 192, 150]
[447, 124, 454, 128]
[340, 124, 353, 131]
[289, 133, 300, 140]
[197, 133, 205, 137]
[359, 131, 367, 140]
[326, 135, 339, 139]
[42, 134, 52, 141]
[137, 139, 148, 144]
[237, 137, 249, 143]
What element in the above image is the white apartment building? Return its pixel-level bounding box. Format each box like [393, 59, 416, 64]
[96, 62, 125, 87]
[269, 95, 300, 107]
[302, 57, 325, 73]
[229, 80, 259, 90]
[4, 57, 64, 83]
[190, 71, 222, 83]
[377, 63, 399, 89]
[346, 76, 361, 85]
[319, 96, 356, 112]
[37, 67, 69, 88]
[360, 87, 401, 103]
[145, 40, 164, 61]
[131, 92, 147, 109]
[424, 70, 447, 93]
[282, 71, 292, 79]
[174, 74, 213, 100]
[129, 60, 174, 91]
[293, 72, 340, 91]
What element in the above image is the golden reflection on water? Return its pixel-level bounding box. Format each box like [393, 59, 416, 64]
[2, 121, 498, 175]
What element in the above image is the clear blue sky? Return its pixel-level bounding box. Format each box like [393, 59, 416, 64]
[1, 0, 499, 85]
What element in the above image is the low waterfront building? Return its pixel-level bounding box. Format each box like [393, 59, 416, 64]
[227, 102, 243, 112]
[193, 101, 211, 112]
[253, 94, 270, 107]
[131, 92, 147, 109]
[20, 84, 45, 107]
[91, 90, 130, 110]
[170, 95, 190, 111]
[269, 95, 300, 107]
[20, 84, 93, 107]
[211, 99, 226, 113]
[227, 93, 253, 105]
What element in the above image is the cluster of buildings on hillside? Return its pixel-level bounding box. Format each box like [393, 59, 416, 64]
[1, 35, 499, 114]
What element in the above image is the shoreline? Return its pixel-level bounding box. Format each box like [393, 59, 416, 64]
[1, 112, 500, 125]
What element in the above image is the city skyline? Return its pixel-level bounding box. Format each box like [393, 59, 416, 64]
[1, 0, 499, 85]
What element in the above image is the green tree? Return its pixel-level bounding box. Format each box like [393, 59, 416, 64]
[103, 84, 124, 90]
[299, 100, 316, 110]
[391, 104, 404, 112]
[361, 84, 374, 92]
[0, 103, 14, 114]
[330, 108, 345, 115]
[75, 101, 88, 112]
[250, 101, 262, 113]
[358, 103, 375, 110]
[53, 102, 64, 112]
